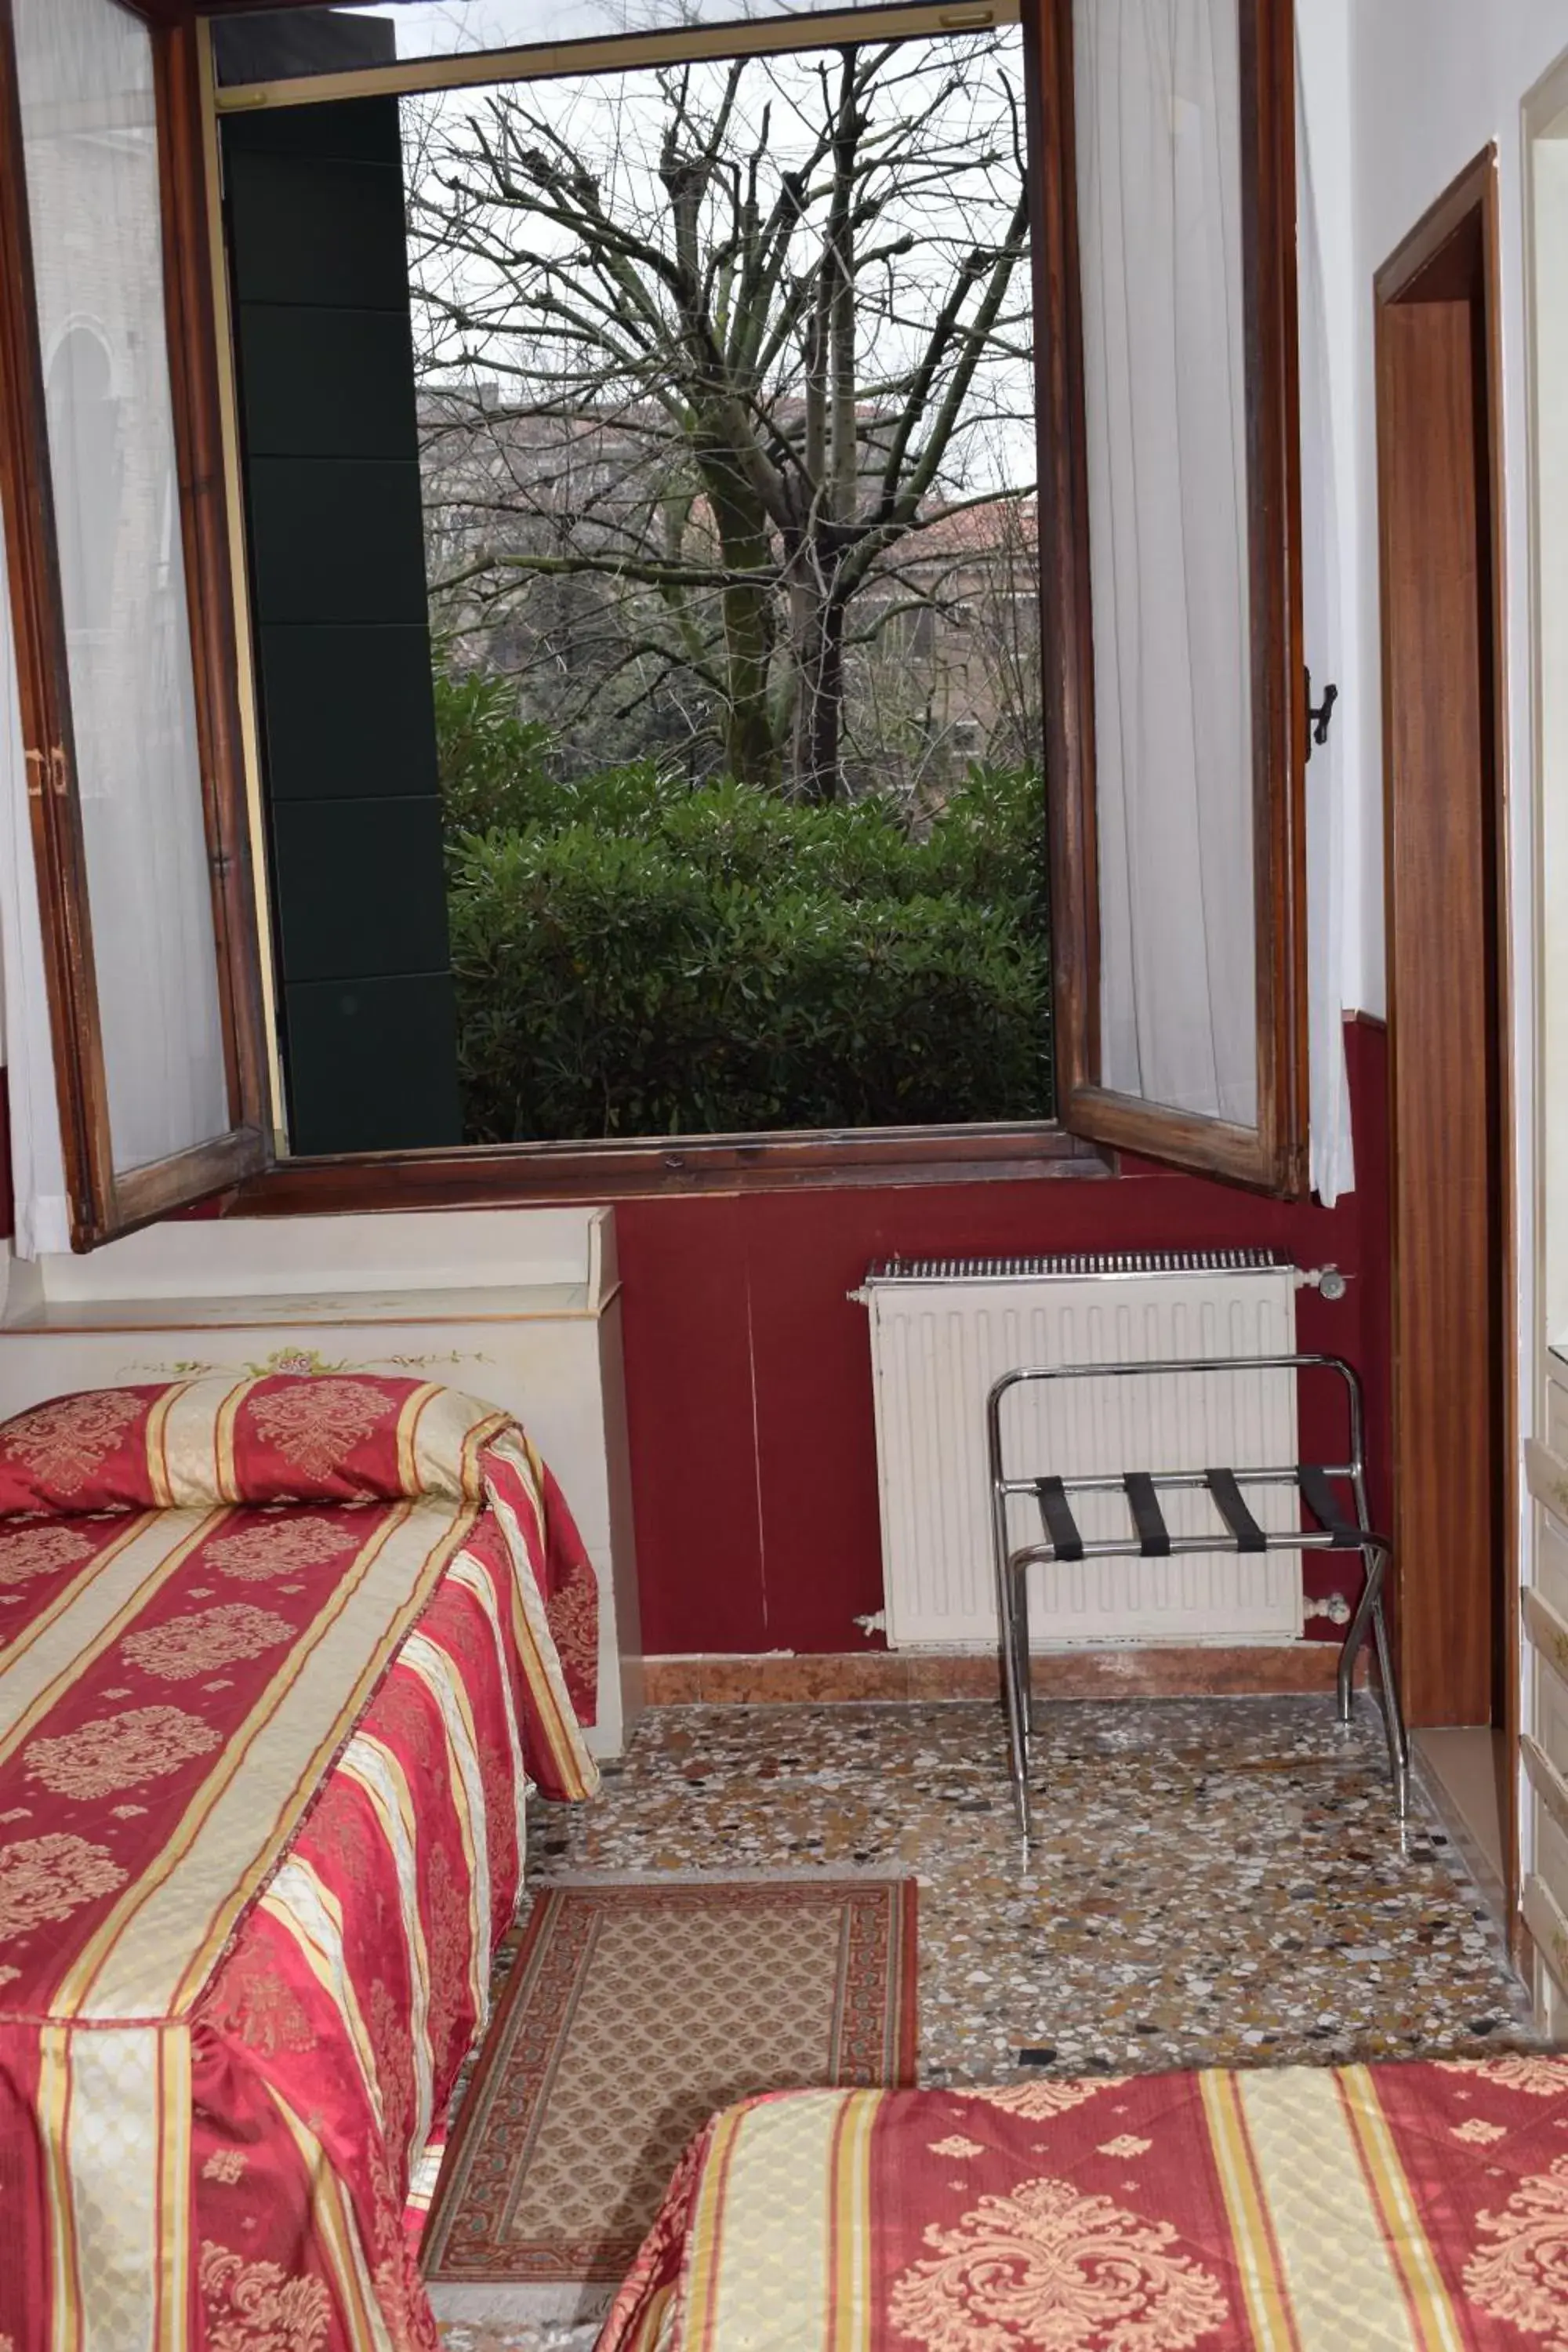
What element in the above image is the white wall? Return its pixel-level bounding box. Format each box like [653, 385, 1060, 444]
[1297, 0, 1568, 1041]
[1343, 0, 1568, 1022]
[1537, 92, 1568, 1347]
[1337, 0, 1568, 1479]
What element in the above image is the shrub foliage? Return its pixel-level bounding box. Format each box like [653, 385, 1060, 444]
[436, 669, 1053, 1143]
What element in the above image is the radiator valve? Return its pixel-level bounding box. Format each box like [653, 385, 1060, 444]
[1298, 1263, 1348, 1302]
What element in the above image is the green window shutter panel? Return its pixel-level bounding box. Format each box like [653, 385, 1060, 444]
[271, 797, 452, 984]
[224, 92, 462, 1152]
[260, 624, 437, 804]
[284, 977, 464, 1156]
[238, 307, 419, 459]
[214, 22, 397, 98]
[227, 151, 412, 312]
[246, 456, 429, 626]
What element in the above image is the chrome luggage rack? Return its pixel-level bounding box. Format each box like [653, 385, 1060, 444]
[985, 1352, 1410, 1841]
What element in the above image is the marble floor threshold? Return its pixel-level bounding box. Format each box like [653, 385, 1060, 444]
[1411, 1724, 1510, 1922]
[436, 1692, 1543, 2352]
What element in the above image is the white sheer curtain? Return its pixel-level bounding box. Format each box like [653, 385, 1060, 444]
[1295, 16, 1355, 1204]
[13, 0, 229, 1181]
[0, 553, 71, 1259]
[1075, 0, 1258, 1127]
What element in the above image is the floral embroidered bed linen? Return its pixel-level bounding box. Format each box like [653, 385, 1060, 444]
[0, 1373, 598, 2352]
[598, 2056, 1568, 2350]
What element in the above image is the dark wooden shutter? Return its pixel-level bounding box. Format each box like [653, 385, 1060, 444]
[223, 89, 463, 1156]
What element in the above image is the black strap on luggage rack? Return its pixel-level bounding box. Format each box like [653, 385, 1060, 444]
[1123, 1473, 1171, 1556]
[1032, 1459, 1363, 1562]
[1203, 1467, 1267, 1552]
[1298, 1464, 1365, 1548]
[1034, 1477, 1084, 1563]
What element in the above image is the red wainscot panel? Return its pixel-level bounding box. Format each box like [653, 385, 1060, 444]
[617, 1018, 1389, 1658]
[610, 1189, 769, 1655]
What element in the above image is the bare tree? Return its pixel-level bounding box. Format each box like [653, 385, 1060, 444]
[408, 31, 1033, 800]
[965, 488, 1044, 773]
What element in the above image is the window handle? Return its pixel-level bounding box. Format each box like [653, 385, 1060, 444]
[1305, 667, 1338, 759]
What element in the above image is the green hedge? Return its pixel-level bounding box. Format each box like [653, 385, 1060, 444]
[435, 669, 1052, 1142]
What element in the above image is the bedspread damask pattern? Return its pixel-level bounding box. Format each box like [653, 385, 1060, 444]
[0, 1374, 599, 2352]
[601, 2060, 1568, 2352]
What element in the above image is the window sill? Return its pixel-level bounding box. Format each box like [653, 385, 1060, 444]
[221, 1122, 1113, 1217]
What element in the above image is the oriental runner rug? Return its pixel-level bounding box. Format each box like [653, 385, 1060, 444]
[420, 1871, 918, 2322]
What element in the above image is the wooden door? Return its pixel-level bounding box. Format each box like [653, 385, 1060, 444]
[1377, 158, 1513, 1773]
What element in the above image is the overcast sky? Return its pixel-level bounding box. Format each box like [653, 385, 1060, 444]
[309, 0, 918, 59]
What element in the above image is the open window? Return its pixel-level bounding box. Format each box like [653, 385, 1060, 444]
[0, 0, 1305, 1243]
[1034, 0, 1307, 1192]
[212, 0, 1062, 1166]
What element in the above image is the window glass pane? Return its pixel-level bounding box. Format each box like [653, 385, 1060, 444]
[212, 0, 920, 86]
[13, 0, 230, 1174]
[1074, 0, 1258, 1128]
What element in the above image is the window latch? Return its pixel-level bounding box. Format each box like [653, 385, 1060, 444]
[1305, 668, 1338, 759]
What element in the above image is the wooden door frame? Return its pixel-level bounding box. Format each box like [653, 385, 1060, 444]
[1376, 147, 1517, 1929]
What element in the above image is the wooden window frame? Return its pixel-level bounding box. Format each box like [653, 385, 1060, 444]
[1033, 0, 1309, 1196]
[0, 0, 271, 1249]
[0, 0, 1307, 1235]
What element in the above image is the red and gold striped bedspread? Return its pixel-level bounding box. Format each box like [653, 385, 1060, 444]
[0, 1374, 599, 2352]
[600, 2056, 1568, 2350]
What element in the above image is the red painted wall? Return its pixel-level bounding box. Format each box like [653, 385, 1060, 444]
[615, 1017, 1391, 1654]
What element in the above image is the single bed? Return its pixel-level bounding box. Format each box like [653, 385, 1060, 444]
[0, 1371, 599, 2352]
[598, 2055, 1568, 2350]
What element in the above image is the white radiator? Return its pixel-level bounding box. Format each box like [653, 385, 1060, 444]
[856, 1250, 1304, 1649]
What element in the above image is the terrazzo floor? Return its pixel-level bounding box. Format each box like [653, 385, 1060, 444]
[435, 1693, 1544, 2351]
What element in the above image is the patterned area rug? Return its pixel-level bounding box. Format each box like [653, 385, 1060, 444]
[421, 1871, 917, 2324]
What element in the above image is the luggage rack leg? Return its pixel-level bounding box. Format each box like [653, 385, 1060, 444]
[989, 1472, 1034, 1840]
[1338, 1527, 1410, 1820]
[998, 1526, 1408, 1841]
[1309, 1451, 1408, 1817]
[1370, 1588, 1410, 1817]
